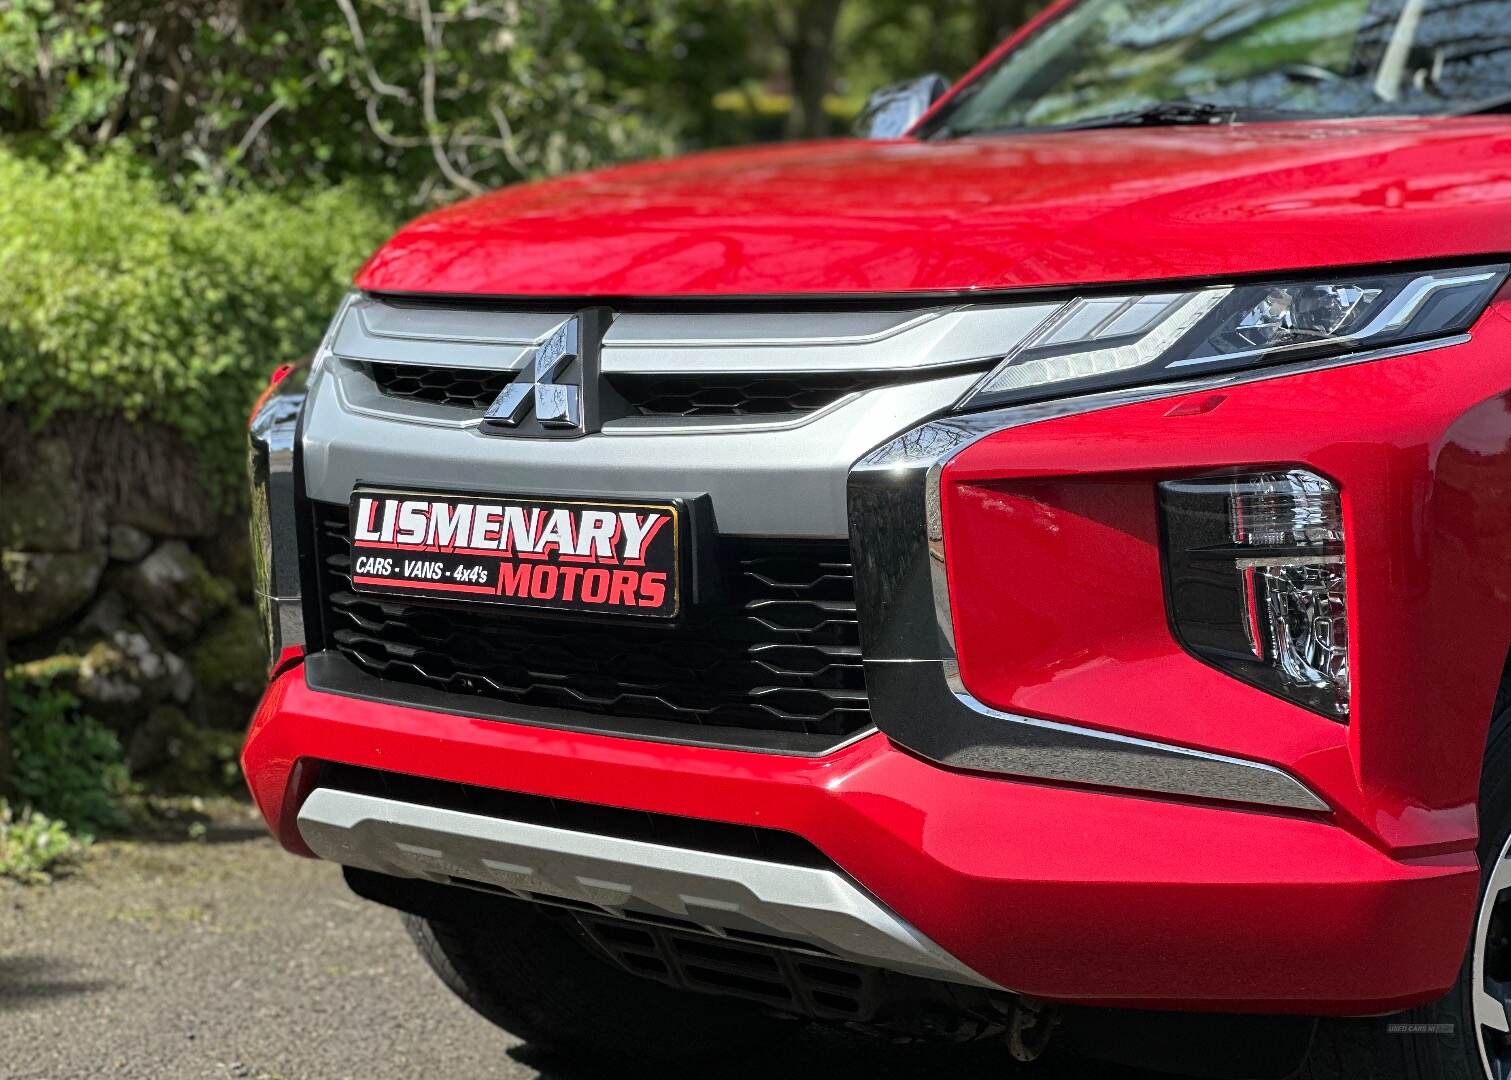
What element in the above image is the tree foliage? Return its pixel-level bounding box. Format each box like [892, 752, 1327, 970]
[0, 1, 1050, 195]
[0, 147, 393, 495]
[0, 0, 753, 203]
[841, 0, 1046, 90]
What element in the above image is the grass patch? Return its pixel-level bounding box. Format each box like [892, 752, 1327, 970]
[0, 801, 83, 884]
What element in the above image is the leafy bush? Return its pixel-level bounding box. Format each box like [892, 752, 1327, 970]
[0, 801, 80, 884]
[6, 664, 131, 840]
[0, 147, 394, 503]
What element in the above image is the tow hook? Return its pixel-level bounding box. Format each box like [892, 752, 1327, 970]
[1007, 997, 1059, 1062]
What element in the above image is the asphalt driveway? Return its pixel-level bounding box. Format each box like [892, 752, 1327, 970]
[0, 803, 1166, 1080]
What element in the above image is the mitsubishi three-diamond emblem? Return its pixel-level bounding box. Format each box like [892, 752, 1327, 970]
[483, 316, 584, 432]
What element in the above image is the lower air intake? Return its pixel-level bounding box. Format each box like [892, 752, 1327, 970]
[576, 915, 882, 1021]
[310, 503, 871, 746]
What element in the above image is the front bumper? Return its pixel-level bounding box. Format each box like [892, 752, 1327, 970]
[246, 291, 1511, 1015]
[245, 661, 1475, 1013]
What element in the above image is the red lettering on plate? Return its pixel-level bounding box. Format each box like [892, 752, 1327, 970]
[497, 562, 532, 597]
[639, 572, 667, 608]
[609, 570, 638, 607]
[530, 565, 559, 599]
[580, 568, 610, 604]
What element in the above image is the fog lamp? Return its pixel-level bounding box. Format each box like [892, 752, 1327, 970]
[1160, 469, 1348, 719]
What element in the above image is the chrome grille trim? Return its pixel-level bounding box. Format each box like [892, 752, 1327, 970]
[600, 306, 1061, 374]
[333, 300, 563, 370]
[331, 295, 1063, 377]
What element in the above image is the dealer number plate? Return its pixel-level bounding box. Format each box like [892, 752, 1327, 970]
[347, 489, 681, 619]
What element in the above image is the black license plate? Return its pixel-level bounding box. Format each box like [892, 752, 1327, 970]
[347, 489, 682, 619]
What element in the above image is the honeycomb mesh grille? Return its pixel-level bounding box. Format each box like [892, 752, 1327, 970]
[608, 373, 897, 417]
[369, 362, 515, 409]
[312, 504, 871, 742]
[366, 362, 899, 418]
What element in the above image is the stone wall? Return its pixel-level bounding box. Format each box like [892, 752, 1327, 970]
[1, 412, 265, 791]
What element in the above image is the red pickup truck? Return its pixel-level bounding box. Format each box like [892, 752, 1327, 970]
[244, 2, 1511, 1076]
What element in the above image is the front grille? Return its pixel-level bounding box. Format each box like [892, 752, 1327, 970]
[608, 372, 898, 418]
[368, 363, 896, 418]
[369, 362, 514, 409]
[311, 504, 871, 743]
[576, 915, 882, 1021]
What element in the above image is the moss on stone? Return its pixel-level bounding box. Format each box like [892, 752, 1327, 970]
[188, 605, 264, 730]
[12, 654, 85, 687]
[187, 566, 238, 629]
[137, 710, 244, 796]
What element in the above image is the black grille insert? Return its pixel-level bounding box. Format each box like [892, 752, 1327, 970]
[575, 915, 883, 1021]
[311, 503, 871, 744]
[367, 362, 903, 418]
[322, 764, 832, 868]
[369, 362, 515, 409]
[608, 372, 900, 418]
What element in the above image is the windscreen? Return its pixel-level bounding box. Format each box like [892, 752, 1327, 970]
[921, 0, 1511, 136]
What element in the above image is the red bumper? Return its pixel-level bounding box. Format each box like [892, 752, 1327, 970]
[244, 664, 1475, 1014]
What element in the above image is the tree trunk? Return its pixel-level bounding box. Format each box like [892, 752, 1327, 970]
[975, 0, 1047, 62]
[0, 631, 11, 800]
[784, 0, 845, 140]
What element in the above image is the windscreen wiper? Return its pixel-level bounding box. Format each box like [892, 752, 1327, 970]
[968, 100, 1243, 137]
[1054, 100, 1241, 130]
[1452, 91, 1511, 116]
[956, 100, 1319, 139]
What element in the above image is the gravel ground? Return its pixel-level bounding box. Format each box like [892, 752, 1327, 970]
[0, 803, 1169, 1080]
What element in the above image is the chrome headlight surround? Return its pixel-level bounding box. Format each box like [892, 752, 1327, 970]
[957, 265, 1508, 413]
[247, 294, 353, 671]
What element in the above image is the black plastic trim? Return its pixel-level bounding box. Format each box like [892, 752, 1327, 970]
[863, 660, 1327, 812]
[248, 359, 314, 663]
[321, 762, 834, 867]
[303, 651, 869, 757]
[846, 407, 1330, 813]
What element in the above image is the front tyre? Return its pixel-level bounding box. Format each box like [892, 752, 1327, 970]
[1306, 694, 1511, 1080]
[1474, 817, 1511, 1079]
[404, 903, 797, 1065]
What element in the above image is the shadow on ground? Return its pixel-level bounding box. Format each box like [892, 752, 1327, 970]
[0, 803, 1172, 1079]
[0, 955, 116, 1012]
[505, 1032, 1139, 1080]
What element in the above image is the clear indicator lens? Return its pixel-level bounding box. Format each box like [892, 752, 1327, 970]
[1229, 470, 1344, 548]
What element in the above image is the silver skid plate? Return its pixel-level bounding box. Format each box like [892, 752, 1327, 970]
[297, 787, 997, 988]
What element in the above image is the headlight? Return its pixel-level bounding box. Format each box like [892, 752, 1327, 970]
[958, 265, 1507, 411]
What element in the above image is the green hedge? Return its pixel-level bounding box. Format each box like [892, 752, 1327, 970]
[6, 662, 129, 840]
[0, 148, 395, 503]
